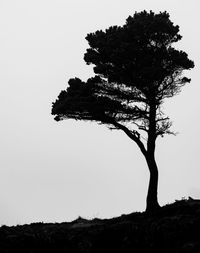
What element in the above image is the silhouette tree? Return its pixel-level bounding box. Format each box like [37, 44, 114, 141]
[51, 11, 194, 212]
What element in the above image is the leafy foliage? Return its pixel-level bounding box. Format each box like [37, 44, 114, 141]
[52, 11, 194, 140]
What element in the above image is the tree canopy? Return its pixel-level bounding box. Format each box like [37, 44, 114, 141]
[52, 11, 194, 141]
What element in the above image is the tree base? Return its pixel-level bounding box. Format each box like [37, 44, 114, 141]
[145, 202, 161, 215]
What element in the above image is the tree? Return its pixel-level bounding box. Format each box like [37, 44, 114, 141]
[51, 11, 194, 212]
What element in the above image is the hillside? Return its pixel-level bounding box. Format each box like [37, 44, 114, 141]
[0, 198, 200, 252]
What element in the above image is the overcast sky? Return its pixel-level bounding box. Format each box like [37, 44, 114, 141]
[0, 0, 199, 226]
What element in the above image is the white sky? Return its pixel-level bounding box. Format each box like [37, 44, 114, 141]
[0, 0, 199, 226]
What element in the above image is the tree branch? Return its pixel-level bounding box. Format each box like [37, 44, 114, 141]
[108, 119, 147, 156]
[156, 117, 169, 122]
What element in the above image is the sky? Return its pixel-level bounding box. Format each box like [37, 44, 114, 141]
[0, 0, 200, 226]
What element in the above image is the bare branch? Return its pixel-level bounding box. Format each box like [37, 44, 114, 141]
[156, 117, 169, 122]
[108, 119, 147, 156]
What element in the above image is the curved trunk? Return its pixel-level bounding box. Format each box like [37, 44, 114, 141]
[144, 99, 160, 213]
[145, 153, 160, 212]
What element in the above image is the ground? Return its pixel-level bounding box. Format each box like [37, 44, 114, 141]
[0, 198, 200, 252]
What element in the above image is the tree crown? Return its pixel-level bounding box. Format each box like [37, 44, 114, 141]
[52, 10, 194, 140]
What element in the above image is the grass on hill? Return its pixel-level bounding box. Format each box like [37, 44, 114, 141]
[0, 197, 200, 252]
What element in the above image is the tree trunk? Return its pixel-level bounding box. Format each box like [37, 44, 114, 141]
[145, 153, 160, 213]
[144, 99, 160, 213]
